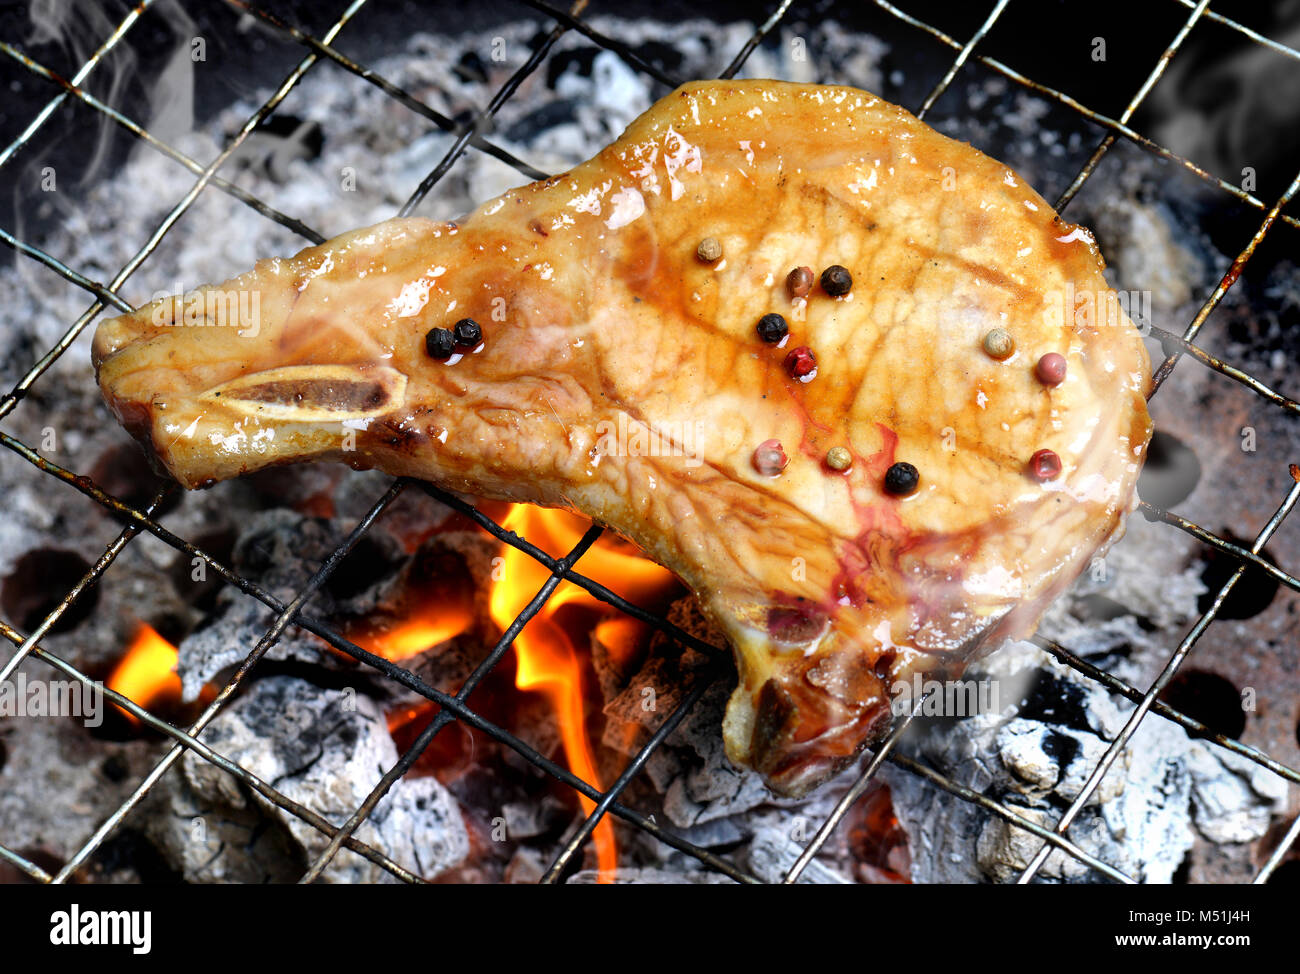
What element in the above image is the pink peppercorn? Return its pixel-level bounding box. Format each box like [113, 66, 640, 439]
[753, 439, 788, 476]
[1036, 352, 1067, 386]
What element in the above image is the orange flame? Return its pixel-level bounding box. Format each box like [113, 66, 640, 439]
[354, 601, 473, 661]
[347, 551, 475, 662]
[592, 616, 648, 668]
[489, 505, 675, 883]
[106, 623, 182, 722]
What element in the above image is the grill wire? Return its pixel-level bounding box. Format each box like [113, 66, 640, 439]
[0, 0, 1297, 885]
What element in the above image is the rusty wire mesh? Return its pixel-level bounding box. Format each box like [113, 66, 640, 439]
[0, 0, 1297, 885]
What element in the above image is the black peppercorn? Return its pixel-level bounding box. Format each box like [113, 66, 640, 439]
[820, 264, 853, 296]
[453, 317, 483, 348]
[884, 461, 919, 496]
[425, 327, 455, 359]
[756, 312, 788, 344]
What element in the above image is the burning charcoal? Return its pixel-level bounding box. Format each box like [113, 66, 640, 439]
[601, 654, 681, 755]
[340, 547, 477, 672]
[598, 605, 784, 830]
[181, 675, 468, 882]
[247, 464, 345, 519]
[847, 784, 911, 884]
[590, 619, 648, 706]
[363, 486, 457, 552]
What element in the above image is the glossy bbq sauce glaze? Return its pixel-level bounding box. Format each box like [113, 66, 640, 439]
[92, 81, 1152, 797]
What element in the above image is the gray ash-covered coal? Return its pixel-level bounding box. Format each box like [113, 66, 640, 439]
[880, 642, 1287, 884]
[149, 674, 468, 884]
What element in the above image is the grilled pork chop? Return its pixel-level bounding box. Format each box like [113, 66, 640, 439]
[93, 81, 1152, 797]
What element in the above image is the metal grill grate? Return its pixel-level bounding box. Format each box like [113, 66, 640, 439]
[0, 0, 1298, 886]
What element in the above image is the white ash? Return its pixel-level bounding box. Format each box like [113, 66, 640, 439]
[144, 770, 305, 884]
[747, 826, 854, 885]
[1043, 515, 1207, 641]
[181, 674, 468, 883]
[708, 497, 1283, 884]
[1086, 197, 1204, 313]
[1185, 744, 1290, 846]
[0, 481, 57, 578]
[664, 815, 745, 851]
[503, 846, 550, 884]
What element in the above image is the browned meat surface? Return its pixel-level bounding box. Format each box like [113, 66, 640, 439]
[92, 80, 1153, 796]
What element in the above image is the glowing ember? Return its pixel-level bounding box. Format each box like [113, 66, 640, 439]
[592, 616, 649, 668]
[849, 783, 911, 884]
[106, 623, 182, 722]
[347, 551, 475, 662]
[489, 504, 676, 883]
[354, 601, 473, 661]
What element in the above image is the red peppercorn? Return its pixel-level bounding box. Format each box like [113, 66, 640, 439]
[1028, 449, 1062, 481]
[787, 266, 814, 298]
[753, 439, 788, 476]
[784, 346, 817, 379]
[1036, 352, 1067, 386]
